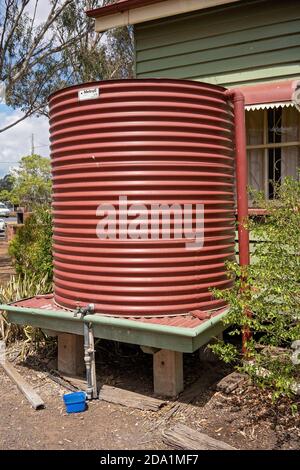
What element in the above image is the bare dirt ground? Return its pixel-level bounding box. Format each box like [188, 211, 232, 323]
[0, 341, 299, 451]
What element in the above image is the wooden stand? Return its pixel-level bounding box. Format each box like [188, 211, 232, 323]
[57, 333, 85, 377]
[153, 349, 184, 397]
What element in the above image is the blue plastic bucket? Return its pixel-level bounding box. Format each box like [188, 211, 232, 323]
[63, 392, 87, 414]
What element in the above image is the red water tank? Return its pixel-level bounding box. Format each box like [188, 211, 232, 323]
[49, 79, 235, 316]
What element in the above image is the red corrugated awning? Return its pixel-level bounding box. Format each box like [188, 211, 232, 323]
[86, 0, 165, 18]
[238, 80, 300, 111]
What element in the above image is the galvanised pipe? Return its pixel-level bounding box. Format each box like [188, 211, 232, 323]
[75, 303, 98, 399]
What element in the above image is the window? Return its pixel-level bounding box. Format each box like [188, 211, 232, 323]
[246, 107, 300, 204]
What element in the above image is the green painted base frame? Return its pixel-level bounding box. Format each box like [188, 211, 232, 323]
[1, 304, 228, 353]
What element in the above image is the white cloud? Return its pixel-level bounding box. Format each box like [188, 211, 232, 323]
[0, 110, 50, 177]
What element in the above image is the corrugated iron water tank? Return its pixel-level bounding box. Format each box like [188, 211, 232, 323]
[49, 79, 235, 316]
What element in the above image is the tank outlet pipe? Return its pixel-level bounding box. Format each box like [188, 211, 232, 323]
[74, 304, 97, 400]
[226, 89, 251, 353]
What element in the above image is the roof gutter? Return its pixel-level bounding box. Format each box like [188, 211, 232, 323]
[86, 0, 165, 19]
[88, 0, 240, 33]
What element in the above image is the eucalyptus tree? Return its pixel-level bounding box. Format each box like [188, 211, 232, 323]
[0, 0, 134, 133]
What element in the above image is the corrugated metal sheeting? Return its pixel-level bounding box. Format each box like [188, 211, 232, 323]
[10, 295, 224, 329]
[49, 79, 235, 316]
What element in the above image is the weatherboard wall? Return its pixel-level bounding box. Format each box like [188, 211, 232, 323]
[134, 0, 300, 86]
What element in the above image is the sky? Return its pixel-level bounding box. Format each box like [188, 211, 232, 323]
[0, 0, 52, 178]
[0, 108, 50, 177]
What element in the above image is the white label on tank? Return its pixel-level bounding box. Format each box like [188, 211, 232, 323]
[78, 87, 99, 101]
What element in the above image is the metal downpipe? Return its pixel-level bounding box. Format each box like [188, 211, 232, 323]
[226, 89, 251, 353]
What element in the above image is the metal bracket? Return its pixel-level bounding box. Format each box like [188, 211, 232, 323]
[74, 303, 95, 319]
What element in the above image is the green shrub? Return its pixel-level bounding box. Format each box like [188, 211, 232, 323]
[9, 206, 53, 281]
[10, 154, 52, 208]
[0, 273, 53, 355]
[211, 176, 300, 399]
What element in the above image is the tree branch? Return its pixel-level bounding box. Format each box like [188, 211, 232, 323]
[28, 30, 88, 71]
[0, 0, 18, 71]
[1, 0, 31, 71]
[10, 0, 72, 86]
[0, 108, 36, 133]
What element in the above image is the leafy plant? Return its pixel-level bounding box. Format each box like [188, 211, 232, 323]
[9, 154, 52, 208]
[0, 1, 134, 133]
[210, 176, 300, 398]
[0, 174, 14, 205]
[9, 206, 53, 280]
[0, 272, 52, 305]
[0, 272, 53, 356]
[1, 161, 53, 355]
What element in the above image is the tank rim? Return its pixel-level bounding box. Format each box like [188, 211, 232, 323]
[48, 78, 227, 102]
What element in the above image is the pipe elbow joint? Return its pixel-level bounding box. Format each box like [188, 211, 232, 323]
[225, 88, 245, 104]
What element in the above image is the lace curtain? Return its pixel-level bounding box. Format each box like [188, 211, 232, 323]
[281, 106, 300, 179]
[246, 107, 300, 202]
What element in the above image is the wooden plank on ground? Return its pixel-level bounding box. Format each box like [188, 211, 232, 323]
[162, 424, 236, 450]
[0, 360, 45, 410]
[99, 384, 166, 412]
